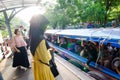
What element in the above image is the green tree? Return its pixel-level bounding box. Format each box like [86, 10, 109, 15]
[0, 13, 27, 38]
[46, 0, 120, 28]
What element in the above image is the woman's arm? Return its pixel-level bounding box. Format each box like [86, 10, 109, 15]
[14, 46, 20, 53]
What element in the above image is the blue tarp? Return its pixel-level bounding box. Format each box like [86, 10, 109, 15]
[45, 28, 120, 47]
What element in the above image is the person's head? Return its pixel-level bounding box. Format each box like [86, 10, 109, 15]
[14, 29, 20, 35]
[29, 14, 49, 55]
[30, 14, 49, 35]
[19, 26, 24, 30]
[24, 29, 27, 32]
[95, 42, 99, 46]
[60, 38, 65, 43]
[107, 43, 111, 46]
[104, 45, 109, 53]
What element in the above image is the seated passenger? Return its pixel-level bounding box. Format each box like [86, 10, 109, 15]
[95, 42, 99, 52]
[106, 43, 113, 54]
[46, 35, 52, 42]
[85, 41, 98, 65]
[74, 43, 81, 55]
[100, 46, 113, 68]
[112, 57, 120, 74]
[67, 39, 76, 52]
[80, 46, 89, 58]
[59, 38, 67, 49]
[51, 36, 58, 45]
[112, 47, 119, 58]
[81, 40, 87, 48]
[80, 40, 87, 57]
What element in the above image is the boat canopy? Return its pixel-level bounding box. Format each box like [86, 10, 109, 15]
[45, 28, 120, 47]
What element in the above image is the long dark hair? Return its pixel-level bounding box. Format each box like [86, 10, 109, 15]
[14, 29, 19, 35]
[29, 14, 49, 55]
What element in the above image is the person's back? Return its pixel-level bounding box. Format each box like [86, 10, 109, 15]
[14, 35, 27, 47]
[29, 14, 55, 80]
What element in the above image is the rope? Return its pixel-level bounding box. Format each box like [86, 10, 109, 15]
[95, 32, 112, 67]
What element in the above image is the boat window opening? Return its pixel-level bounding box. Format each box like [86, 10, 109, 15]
[45, 33, 120, 76]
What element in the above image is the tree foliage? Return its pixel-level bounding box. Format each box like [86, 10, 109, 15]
[0, 12, 27, 38]
[46, 0, 120, 29]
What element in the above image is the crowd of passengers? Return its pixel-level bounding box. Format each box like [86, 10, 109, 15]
[46, 35, 120, 74]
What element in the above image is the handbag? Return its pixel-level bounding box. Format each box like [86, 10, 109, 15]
[49, 59, 59, 77]
[39, 59, 59, 77]
[49, 49, 59, 77]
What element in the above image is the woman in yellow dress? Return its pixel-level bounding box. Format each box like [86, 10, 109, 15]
[29, 14, 55, 80]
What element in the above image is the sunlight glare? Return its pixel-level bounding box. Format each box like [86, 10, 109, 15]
[16, 6, 46, 23]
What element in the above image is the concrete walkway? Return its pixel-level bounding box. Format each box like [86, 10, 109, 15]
[0, 54, 34, 80]
[0, 54, 94, 80]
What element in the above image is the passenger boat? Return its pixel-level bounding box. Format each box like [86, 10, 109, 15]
[45, 28, 120, 80]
